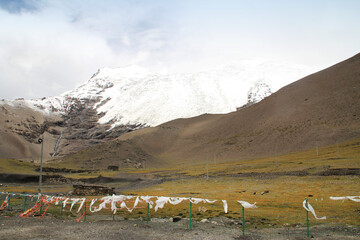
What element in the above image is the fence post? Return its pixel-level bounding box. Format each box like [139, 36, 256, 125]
[147, 202, 150, 224]
[242, 206, 245, 236]
[306, 198, 309, 237]
[189, 198, 192, 230]
[112, 201, 114, 221]
[23, 197, 27, 211]
[60, 202, 63, 218]
[84, 201, 87, 222]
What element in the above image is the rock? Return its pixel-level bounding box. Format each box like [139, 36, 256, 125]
[198, 206, 207, 212]
[200, 219, 209, 223]
[151, 218, 168, 223]
[107, 165, 119, 171]
[134, 162, 143, 169]
[169, 216, 182, 222]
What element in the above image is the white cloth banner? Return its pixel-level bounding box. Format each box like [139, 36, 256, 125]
[222, 200, 228, 213]
[154, 197, 169, 211]
[140, 196, 154, 209]
[92, 197, 111, 213]
[63, 198, 69, 208]
[89, 195, 141, 213]
[302, 200, 326, 220]
[120, 196, 140, 213]
[77, 198, 86, 213]
[111, 195, 131, 213]
[238, 200, 257, 209]
[169, 197, 188, 205]
[89, 199, 98, 212]
[154, 197, 187, 211]
[152, 197, 221, 212]
[48, 194, 263, 215]
[330, 196, 360, 202]
[70, 198, 80, 211]
[189, 198, 217, 204]
[189, 198, 205, 204]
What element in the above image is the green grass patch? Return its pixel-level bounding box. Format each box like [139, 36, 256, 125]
[0, 159, 37, 174]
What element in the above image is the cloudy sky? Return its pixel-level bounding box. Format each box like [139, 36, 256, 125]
[1, 0, 359, 100]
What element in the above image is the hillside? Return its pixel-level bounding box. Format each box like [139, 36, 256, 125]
[56, 53, 360, 169]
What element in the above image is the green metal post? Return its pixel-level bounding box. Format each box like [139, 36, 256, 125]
[84, 201, 87, 222]
[306, 198, 309, 237]
[242, 206, 245, 236]
[189, 198, 192, 230]
[147, 202, 149, 224]
[112, 201, 114, 221]
[23, 197, 27, 211]
[60, 202, 63, 218]
[38, 136, 44, 194]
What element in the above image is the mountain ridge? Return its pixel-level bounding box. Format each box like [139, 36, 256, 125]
[0, 60, 317, 160]
[56, 53, 360, 169]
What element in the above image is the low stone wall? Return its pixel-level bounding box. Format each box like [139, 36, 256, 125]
[72, 184, 115, 196]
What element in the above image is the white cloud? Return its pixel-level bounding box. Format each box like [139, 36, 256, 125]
[0, 0, 360, 100]
[0, 6, 129, 99]
[0, 1, 185, 99]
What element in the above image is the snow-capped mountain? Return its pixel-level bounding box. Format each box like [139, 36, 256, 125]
[0, 60, 317, 159]
[14, 60, 316, 127]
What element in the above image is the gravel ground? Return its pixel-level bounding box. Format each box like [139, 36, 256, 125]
[0, 216, 359, 240]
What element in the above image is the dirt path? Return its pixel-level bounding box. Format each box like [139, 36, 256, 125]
[0, 216, 359, 240]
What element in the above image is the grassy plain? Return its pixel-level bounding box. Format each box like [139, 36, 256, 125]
[0, 138, 359, 227]
[122, 138, 360, 226]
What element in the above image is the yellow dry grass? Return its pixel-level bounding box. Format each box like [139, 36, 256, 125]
[61, 170, 119, 179]
[124, 175, 359, 226]
[1, 138, 359, 227]
[0, 159, 37, 174]
[119, 138, 360, 226]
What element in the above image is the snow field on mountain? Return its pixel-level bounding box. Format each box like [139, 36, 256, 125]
[2, 61, 317, 128]
[95, 61, 316, 127]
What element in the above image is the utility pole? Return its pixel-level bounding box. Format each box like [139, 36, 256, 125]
[206, 151, 209, 179]
[275, 145, 278, 168]
[316, 143, 319, 156]
[38, 136, 44, 194]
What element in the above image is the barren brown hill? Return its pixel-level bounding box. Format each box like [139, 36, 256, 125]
[57, 53, 360, 169]
[0, 104, 63, 160]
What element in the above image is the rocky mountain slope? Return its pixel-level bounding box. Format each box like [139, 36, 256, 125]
[0, 61, 315, 160]
[57, 53, 360, 169]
